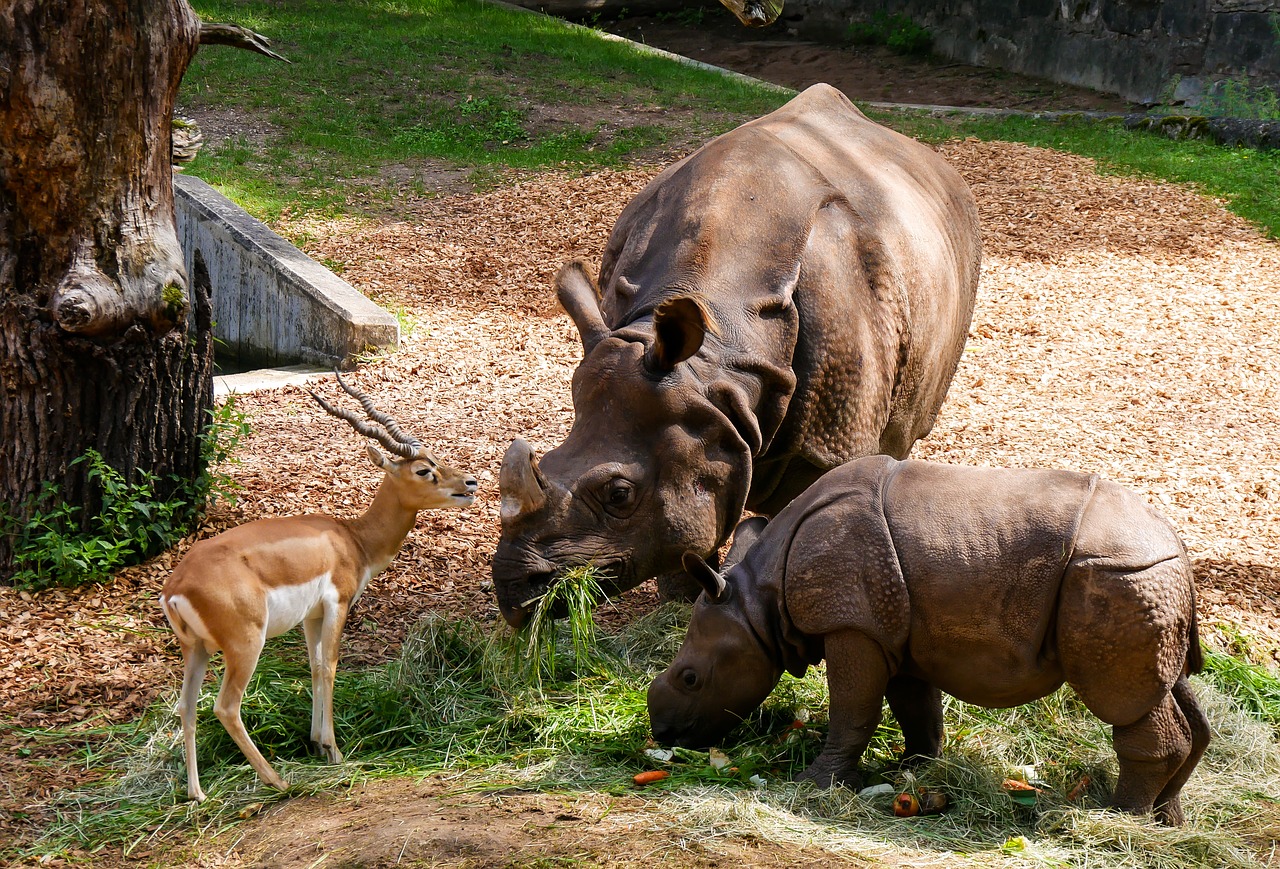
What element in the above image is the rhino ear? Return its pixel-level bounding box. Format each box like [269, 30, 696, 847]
[556, 260, 610, 355]
[645, 296, 717, 374]
[723, 516, 768, 570]
[682, 551, 729, 602]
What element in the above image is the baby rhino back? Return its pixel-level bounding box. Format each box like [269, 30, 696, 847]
[785, 458, 1190, 711]
[881, 461, 1100, 705]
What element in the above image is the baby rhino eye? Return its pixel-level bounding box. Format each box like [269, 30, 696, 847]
[681, 669, 698, 689]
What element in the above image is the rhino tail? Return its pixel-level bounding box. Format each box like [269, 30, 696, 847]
[1185, 604, 1204, 676]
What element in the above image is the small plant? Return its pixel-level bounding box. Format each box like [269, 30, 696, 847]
[0, 397, 250, 589]
[1159, 73, 1280, 120]
[656, 6, 706, 26]
[846, 12, 932, 55]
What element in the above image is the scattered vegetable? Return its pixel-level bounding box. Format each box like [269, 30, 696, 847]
[893, 792, 920, 817]
[633, 770, 671, 786]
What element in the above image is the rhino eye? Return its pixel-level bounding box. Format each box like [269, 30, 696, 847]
[602, 479, 636, 515]
[681, 669, 698, 690]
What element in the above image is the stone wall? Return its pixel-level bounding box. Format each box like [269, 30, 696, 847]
[175, 175, 398, 370]
[782, 0, 1279, 105]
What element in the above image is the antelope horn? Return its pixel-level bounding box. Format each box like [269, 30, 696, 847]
[333, 370, 422, 451]
[308, 387, 421, 460]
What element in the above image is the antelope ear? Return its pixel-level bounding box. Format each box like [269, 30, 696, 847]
[682, 551, 729, 602]
[556, 260, 609, 355]
[367, 443, 391, 470]
[646, 296, 716, 373]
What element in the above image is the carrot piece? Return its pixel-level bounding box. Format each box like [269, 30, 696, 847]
[633, 770, 671, 786]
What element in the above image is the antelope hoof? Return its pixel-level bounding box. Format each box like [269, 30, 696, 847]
[313, 741, 343, 764]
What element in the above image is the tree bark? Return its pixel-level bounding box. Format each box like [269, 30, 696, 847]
[0, 0, 213, 577]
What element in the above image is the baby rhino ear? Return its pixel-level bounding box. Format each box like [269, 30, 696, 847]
[724, 516, 768, 570]
[682, 551, 729, 602]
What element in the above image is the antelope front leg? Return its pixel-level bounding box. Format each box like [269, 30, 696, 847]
[796, 630, 891, 790]
[304, 606, 347, 764]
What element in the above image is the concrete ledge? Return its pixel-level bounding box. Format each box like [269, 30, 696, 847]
[175, 174, 398, 370]
[214, 364, 332, 398]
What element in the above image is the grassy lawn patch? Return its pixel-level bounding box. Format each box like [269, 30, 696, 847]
[183, 1, 1279, 239]
[182, 0, 785, 219]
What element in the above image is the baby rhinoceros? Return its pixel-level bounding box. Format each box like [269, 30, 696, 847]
[648, 455, 1210, 826]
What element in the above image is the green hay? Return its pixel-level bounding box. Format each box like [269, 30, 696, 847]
[22, 610, 1280, 867]
[509, 564, 614, 689]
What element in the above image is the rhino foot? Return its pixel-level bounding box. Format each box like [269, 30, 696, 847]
[795, 758, 864, 791]
[656, 570, 704, 602]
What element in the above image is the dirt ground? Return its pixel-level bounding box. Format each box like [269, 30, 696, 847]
[3, 17, 1279, 869]
[601, 10, 1142, 113]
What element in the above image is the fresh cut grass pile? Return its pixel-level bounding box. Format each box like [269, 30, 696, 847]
[25, 576, 1280, 866]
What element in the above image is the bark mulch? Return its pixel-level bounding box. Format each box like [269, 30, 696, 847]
[3, 138, 1278, 845]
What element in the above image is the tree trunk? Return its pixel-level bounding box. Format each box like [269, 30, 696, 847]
[0, 0, 213, 578]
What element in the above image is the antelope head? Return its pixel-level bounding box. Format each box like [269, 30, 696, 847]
[309, 372, 478, 511]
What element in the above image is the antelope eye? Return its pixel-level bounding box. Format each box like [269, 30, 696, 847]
[416, 467, 437, 481]
[681, 669, 698, 689]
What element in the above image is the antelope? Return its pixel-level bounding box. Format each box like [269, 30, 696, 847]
[159, 374, 478, 802]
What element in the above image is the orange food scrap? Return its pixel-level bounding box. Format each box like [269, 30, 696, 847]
[1067, 775, 1091, 801]
[632, 770, 670, 786]
[893, 792, 920, 817]
[1002, 778, 1039, 791]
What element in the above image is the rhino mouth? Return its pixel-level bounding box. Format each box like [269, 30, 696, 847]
[499, 558, 632, 629]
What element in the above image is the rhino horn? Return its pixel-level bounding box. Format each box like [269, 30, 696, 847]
[556, 260, 610, 355]
[500, 437, 549, 521]
[682, 551, 729, 601]
[646, 296, 717, 374]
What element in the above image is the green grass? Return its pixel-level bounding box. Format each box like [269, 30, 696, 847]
[180, 0, 1280, 239]
[17, 607, 1280, 867]
[181, 0, 785, 219]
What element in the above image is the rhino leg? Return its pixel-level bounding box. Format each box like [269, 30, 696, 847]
[885, 674, 943, 764]
[796, 630, 890, 789]
[1150, 677, 1211, 826]
[1108, 685, 1199, 824]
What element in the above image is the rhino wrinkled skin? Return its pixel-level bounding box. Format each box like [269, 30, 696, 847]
[493, 84, 981, 627]
[648, 455, 1210, 826]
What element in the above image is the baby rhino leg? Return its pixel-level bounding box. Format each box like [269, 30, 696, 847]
[797, 630, 891, 790]
[1058, 557, 1199, 824]
[885, 674, 943, 764]
[1151, 677, 1211, 825]
[1110, 686, 1198, 824]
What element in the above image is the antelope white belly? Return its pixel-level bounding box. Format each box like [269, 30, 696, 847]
[265, 573, 336, 638]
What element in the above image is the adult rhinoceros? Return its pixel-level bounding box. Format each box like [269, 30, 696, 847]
[493, 83, 981, 628]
